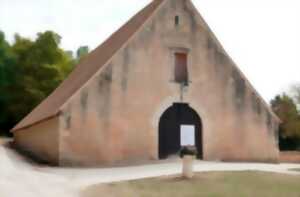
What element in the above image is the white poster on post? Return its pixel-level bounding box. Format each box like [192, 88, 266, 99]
[180, 125, 195, 146]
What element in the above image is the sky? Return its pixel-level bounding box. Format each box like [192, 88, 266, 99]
[0, 0, 299, 102]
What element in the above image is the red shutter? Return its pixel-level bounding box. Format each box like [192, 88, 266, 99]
[175, 53, 188, 84]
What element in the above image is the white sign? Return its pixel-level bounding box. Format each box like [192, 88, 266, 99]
[180, 125, 195, 146]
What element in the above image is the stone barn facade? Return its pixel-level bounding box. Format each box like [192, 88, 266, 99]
[12, 0, 280, 166]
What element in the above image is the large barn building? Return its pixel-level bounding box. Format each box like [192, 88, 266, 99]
[12, 0, 280, 166]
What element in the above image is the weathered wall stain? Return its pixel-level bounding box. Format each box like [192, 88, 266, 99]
[97, 65, 112, 120]
[170, 0, 177, 9]
[121, 47, 130, 92]
[206, 36, 215, 50]
[266, 110, 272, 130]
[215, 49, 228, 66]
[80, 89, 88, 114]
[213, 48, 231, 86]
[62, 104, 72, 130]
[16, 0, 279, 166]
[97, 66, 112, 90]
[231, 68, 246, 110]
[182, 1, 197, 33]
[206, 36, 230, 83]
[55, 0, 279, 166]
[64, 111, 71, 130]
[251, 93, 262, 115]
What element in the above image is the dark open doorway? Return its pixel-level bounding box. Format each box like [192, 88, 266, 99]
[158, 103, 203, 159]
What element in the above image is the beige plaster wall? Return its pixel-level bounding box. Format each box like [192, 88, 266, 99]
[59, 0, 279, 166]
[14, 117, 59, 165]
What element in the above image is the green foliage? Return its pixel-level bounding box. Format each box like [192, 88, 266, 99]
[0, 30, 76, 136]
[271, 94, 300, 150]
[291, 84, 300, 105]
[0, 31, 17, 136]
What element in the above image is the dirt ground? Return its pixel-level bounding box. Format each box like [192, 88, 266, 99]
[280, 151, 300, 163]
[0, 140, 300, 197]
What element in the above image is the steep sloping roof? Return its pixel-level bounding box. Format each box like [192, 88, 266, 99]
[12, 0, 164, 131]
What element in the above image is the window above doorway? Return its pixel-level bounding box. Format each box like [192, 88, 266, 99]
[174, 52, 188, 85]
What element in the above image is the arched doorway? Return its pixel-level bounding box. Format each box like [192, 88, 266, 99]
[159, 103, 203, 159]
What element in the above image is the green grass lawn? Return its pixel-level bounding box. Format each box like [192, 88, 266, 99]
[81, 171, 300, 197]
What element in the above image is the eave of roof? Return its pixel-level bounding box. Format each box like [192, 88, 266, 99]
[12, 0, 281, 132]
[12, 0, 165, 132]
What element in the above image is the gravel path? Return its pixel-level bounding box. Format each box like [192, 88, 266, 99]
[0, 144, 300, 197]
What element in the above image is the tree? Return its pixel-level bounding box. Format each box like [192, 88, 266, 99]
[290, 84, 300, 107]
[0, 31, 17, 136]
[0, 31, 76, 136]
[271, 94, 300, 150]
